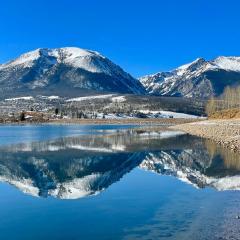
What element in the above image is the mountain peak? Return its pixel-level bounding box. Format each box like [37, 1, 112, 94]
[175, 58, 206, 76]
[59, 47, 102, 58]
[177, 57, 205, 70]
[140, 56, 240, 98]
[2, 47, 105, 69]
[0, 47, 145, 98]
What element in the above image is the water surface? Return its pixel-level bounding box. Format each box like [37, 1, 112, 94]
[0, 124, 239, 240]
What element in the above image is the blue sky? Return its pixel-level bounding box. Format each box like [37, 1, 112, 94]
[1, 0, 240, 77]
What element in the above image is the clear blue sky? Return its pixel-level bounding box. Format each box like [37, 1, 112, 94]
[1, 0, 240, 77]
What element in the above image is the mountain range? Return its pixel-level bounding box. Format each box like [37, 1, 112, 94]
[140, 57, 240, 98]
[0, 47, 240, 99]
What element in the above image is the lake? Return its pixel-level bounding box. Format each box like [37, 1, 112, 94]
[0, 124, 239, 240]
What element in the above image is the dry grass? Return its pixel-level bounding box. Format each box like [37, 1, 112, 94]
[210, 108, 240, 119]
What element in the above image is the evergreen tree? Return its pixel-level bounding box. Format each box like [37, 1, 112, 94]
[55, 108, 59, 115]
[20, 112, 25, 121]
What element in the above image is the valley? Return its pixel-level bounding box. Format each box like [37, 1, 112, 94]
[2, 2, 240, 240]
[0, 47, 239, 157]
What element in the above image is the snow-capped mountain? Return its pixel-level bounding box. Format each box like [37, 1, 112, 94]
[140, 57, 240, 98]
[0, 47, 145, 98]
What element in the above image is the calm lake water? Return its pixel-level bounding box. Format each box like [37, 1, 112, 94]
[0, 124, 239, 240]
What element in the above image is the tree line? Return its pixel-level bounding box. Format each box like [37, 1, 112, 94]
[206, 85, 240, 115]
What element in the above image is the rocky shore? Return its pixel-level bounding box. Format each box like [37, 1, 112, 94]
[49, 118, 200, 125]
[172, 119, 240, 152]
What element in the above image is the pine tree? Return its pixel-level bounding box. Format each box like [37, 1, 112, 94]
[20, 112, 25, 121]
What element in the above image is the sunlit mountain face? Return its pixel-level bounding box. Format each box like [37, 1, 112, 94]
[140, 57, 240, 98]
[0, 47, 145, 99]
[0, 128, 239, 199]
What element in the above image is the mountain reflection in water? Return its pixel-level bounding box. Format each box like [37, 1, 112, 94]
[0, 128, 239, 199]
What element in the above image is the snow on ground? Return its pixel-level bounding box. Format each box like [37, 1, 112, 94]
[96, 113, 135, 119]
[93, 110, 203, 120]
[67, 94, 127, 103]
[160, 110, 203, 119]
[42, 95, 60, 100]
[139, 110, 203, 119]
[111, 96, 126, 103]
[5, 96, 34, 101]
[66, 94, 115, 102]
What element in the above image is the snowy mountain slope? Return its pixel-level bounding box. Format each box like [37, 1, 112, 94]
[0, 47, 145, 98]
[212, 56, 240, 71]
[140, 57, 240, 98]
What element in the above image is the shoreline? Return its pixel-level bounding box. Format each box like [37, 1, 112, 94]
[171, 119, 240, 152]
[1, 118, 239, 154]
[48, 118, 200, 125]
[0, 118, 201, 126]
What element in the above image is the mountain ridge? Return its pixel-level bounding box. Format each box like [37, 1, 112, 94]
[1, 48, 240, 99]
[140, 56, 240, 98]
[0, 47, 145, 98]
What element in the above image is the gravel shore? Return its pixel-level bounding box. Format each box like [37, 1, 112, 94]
[48, 118, 200, 125]
[172, 119, 240, 152]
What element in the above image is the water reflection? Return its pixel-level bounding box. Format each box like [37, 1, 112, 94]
[0, 128, 239, 199]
